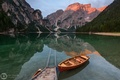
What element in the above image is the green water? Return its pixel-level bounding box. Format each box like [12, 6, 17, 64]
[0, 33, 120, 80]
[76, 34, 120, 68]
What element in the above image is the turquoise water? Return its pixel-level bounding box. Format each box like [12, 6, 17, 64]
[76, 34, 120, 68]
[0, 33, 120, 80]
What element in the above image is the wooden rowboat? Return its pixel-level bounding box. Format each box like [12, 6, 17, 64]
[58, 55, 89, 72]
[32, 69, 42, 78]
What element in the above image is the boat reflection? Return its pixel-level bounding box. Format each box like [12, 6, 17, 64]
[58, 61, 89, 80]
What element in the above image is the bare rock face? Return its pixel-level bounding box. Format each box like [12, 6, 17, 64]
[97, 6, 107, 12]
[2, 0, 33, 25]
[1, 0, 49, 32]
[47, 2, 106, 32]
[47, 10, 64, 26]
[2, 2, 8, 12]
[32, 10, 43, 25]
[65, 2, 84, 11]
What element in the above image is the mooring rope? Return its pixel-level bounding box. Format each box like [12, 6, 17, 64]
[54, 50, 57, 66]
[45, 48, 51, 67]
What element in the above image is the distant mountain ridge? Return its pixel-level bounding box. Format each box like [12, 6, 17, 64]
[47, 2, 106, 32]
[76, 0, 120, 32]
[0, 1, 108, 33]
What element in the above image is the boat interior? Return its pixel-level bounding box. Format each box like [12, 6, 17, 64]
[60, 56, 87, 67]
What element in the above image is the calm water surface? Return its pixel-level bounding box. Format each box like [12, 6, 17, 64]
[0, 33, 120, 80]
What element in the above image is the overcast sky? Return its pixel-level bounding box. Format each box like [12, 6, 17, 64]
[26, 0, 114, 17]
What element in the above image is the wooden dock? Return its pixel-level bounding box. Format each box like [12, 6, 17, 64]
[32, 49, 58, 80]
[32, 67, 57, 80]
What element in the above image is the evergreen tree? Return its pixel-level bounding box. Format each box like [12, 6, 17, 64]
[76, 0, 120, 32]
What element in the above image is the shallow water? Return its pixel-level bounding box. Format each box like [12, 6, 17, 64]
[0, 33, 120, 80]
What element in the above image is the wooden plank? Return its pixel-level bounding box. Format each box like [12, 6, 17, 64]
[32, 67, 57, 80]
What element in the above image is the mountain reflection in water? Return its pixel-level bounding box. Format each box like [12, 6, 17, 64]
[0, 33, 120, 80]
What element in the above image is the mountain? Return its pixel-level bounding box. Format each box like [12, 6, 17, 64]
[47, 3, 106, 32]
[76, 0, 120, 32]
[0, 0, 15, 33]
[47, 9, 64, 26]
[0, 0, 50, 33]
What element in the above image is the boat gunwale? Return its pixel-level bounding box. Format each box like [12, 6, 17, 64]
[58, 55, 89, 67]
[32, 68, 46, 80]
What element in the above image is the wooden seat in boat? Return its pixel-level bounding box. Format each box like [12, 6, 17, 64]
[58, 55, 90, 72]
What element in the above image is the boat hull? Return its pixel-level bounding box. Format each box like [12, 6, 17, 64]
[58, 55, 89, 72]
[58, 64, 83, 72]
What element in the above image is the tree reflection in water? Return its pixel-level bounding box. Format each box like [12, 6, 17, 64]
[0, 33, 120, 80]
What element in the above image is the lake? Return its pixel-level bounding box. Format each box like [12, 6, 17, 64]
[0, 33, 120, 80]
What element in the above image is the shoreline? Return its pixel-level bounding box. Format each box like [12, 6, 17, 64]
[1, 32, 120, 36]
[92, 32, 120, 36]
[76, 32, 120, 36]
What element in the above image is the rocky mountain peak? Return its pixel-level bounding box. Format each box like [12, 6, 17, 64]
[65, 3, 93, 12]
[97, 6, 107, 12]
[65, 3, 98, 15]
[47, 2, 106, 32]
[84, 4, 91, 8]
[47, 9, 64, 26]
[65, 2, 82, 11]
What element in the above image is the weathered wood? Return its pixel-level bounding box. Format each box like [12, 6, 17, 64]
[32, 49, 58, 80]
[32, 67, 57, 80]
[58, 55, 89, 72]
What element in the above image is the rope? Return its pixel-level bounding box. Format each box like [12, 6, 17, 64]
[45, 48, 51, 67]
[54, 50, 57, 66]
[46, 49, 57, 67]
[32, 49, 58, 80]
